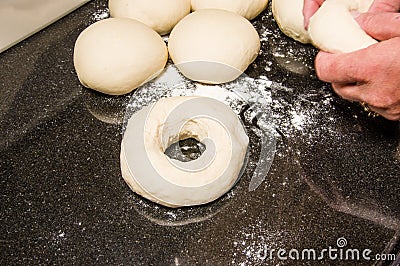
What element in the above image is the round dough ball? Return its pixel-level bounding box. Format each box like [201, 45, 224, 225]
[121, 96, 249, 207]
[191, 0, 269, 20]
[168, 9, 260, 84]
[109, 0, 191, 35]
[74, 18, 168, 95]
[272, 0, 311, 43]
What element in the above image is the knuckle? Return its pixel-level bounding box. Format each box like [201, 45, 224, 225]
[383, 113, 400, 121]
[331, 84, 352, 100]
[368, 97, 396, 109]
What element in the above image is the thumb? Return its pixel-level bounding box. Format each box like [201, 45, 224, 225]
[356, 12, 400, 40]
[315, 51, 363, 83]
[368, 0, 400, 13]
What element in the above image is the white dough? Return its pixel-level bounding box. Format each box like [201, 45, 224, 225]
[191, 0, 269, 20]
[308, 0, 377, 53]
[272, 0, 312, 43]
[109, 0, 191, 35]
[168, 9, 260, 84]
[121, 96, 249, 208]
[73, 18, 168, 95]
[272, 0, 377, 53]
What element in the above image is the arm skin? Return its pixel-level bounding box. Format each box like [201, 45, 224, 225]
[302, 0, 400, 120]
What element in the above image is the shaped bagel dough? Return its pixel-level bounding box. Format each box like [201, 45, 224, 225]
[191, 0, 269, 20]
[272, 0, 377, 53]
[73, 18, 168, 95]
[109, 0, 191, 35]
[121, 96, 249, 208]
[168, 9, 260, 84]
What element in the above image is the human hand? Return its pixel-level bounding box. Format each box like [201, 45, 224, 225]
[367, 0, 400, 13]
[302, 0, 400, 120]
[315, 10, 400, 120]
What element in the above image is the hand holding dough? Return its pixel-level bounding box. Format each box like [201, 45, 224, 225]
[308, 0, 377, 53]
[272, 0, 378, 53]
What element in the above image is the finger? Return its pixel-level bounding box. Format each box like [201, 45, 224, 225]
[356, 12, 400, 40]
[315, 51, 368, 84]
[303, 0, 325, 29]
[331, 82, 364, 102]
[369, 106, 400, 120]
[368, 0, 400, 13]
[332, 83, 400, 120]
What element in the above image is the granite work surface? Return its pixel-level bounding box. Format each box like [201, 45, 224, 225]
[1, 1, 399, 265]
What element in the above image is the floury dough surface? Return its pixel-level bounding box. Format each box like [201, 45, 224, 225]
[73, 18, 167, 95]
[190, 0, 269, 20]
[308, 0, 377, 53]
[168, 9, 260, 84]
[272, 0, 311, 43]
[272, 0, 377, 53]
[109, 0, 191, 35]
[121, 96, 249, 208]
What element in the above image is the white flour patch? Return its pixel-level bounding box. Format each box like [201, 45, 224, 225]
[91, 8, 109, 22]
[231, 219, 290, 265]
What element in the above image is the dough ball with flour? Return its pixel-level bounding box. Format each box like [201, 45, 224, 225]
[109, 0, 191, 35]
[191, 0, 269, 20]
[74, 18, 168, 95]
[272, 0, 377, 53]
[168, 9, 260, 84]
[272, 0, 311, 44]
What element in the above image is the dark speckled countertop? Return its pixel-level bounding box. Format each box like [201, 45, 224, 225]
[1, 1, 399, 265]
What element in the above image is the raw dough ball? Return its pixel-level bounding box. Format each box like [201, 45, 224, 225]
[191, 0, 269, 20]
[272, 0, 377, 53]
[109, 0, 191, 35]
[74, 18, 168, 95]
[168, 9, 260, 84]
[121, 96, 249, 208]
[272, 0, 311, 43]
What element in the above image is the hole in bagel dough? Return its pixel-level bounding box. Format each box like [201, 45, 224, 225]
[164, 137, 206, 162]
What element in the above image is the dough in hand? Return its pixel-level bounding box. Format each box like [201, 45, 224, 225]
[191, 0, 269, 20]
[73, 18, 168, 95]
[168, 9, 260, 84]
[308, 0, 377, 53]
[109, 0, 191, 35]
[272, 0, 377, 53]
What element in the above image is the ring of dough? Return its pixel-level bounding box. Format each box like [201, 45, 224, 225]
[121, 96, 249, 208]
[272, 0, 377, 53]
